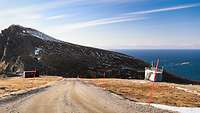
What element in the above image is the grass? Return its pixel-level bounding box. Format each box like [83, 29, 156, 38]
[83, 79, 200, 107]
[0, 76, 62, 97]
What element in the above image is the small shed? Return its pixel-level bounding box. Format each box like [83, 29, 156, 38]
[23, 69, 39, 78]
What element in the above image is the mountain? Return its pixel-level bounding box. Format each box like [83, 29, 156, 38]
[0, 25, 147, 77]
[0, 25, 199, 84]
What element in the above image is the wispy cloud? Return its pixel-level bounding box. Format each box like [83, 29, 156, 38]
[53, 16, 146, 32]
[0, 1, 199, 49]
[2, 1, 198, 31]
[0, 0, 130, 29]
[46, 15, 66, 20]
[46, 3, 200, 32]
[0, 1, 78, 30]
[125, 3, 200, 15]
[78, 0, 142, 4]
[0, 1, 199, 35]
[0, 1, 71, 17]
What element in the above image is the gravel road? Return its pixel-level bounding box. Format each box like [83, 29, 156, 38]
[0, 79, 177, 113]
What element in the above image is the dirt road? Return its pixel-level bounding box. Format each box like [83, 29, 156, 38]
[0, 79, 175, 113]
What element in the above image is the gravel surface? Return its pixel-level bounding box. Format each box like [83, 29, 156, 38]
[0, 79, 177, 113]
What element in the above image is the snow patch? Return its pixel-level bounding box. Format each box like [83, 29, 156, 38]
[151, 104, 200, 113]
[176, 87, 200, 96]
[35, 47, 42, 55]
[137, 102, 200, 113]
[25, 29, 63, 43]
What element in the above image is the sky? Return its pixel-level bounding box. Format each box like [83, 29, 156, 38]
[0, 0, 200, 49]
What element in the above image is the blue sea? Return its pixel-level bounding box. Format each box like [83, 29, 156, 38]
[115, 49, 200, 81]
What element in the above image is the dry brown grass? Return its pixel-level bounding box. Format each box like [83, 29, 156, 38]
[83, 79, 200, 107]
[0, 76, 63, 96]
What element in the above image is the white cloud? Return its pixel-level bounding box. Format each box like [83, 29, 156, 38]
[46, 15, 66, 20]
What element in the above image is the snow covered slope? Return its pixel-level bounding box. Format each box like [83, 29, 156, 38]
[10, 25, 63, 43]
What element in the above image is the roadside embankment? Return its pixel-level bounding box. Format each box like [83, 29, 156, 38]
[0, 76, 63, 100]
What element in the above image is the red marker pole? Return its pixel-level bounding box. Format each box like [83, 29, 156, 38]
[154, 59, 159, 81]
[147, 58, 159, 112]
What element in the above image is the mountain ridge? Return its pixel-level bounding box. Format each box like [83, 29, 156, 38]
[0, 25, 199, 84]
[0, 25, 146, 77]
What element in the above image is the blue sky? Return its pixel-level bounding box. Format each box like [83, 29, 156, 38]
[0, 0, 200, 49]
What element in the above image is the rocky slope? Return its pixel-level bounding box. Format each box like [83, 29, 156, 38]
[0, 25, 147, 77]
[0, 25, 199, 84]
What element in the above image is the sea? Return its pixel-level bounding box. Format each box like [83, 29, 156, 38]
[115, 49, 200, 81]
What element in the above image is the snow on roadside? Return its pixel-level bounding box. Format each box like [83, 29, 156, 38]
[137, 102, 200, 113]
[176, 87, 200, 96]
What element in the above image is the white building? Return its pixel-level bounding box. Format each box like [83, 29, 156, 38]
[145, 59, 163, 82]
[145, 67, 163, 82]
